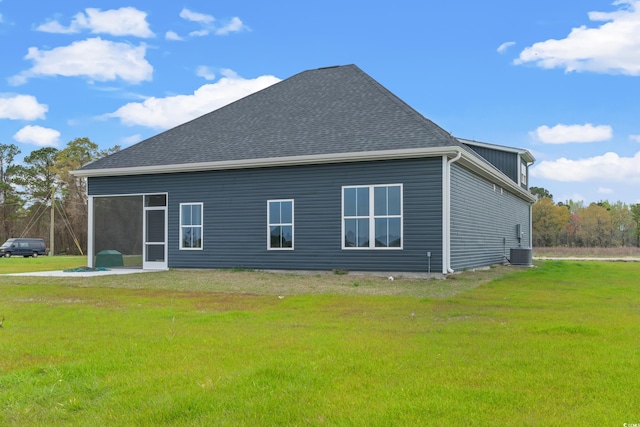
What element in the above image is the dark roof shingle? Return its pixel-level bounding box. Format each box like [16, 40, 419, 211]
[82, 64, 463, 171]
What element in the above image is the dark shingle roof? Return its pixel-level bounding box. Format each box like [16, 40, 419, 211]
[82, 64, 464, 171]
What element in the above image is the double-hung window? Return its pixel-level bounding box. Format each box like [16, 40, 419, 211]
[520, 161, 528, 186]
[342, 184, 402, 249]
[268, 199, 294, 249]
[180, 203, 203, 250]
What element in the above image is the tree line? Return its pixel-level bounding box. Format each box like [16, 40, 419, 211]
[531, 187, 640, 247]
[0, 138, 118, 254]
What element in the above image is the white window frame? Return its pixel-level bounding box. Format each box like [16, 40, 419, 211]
[520, 161, 528, 186]
[342, 184, 403, 250]
[267, 199, 294, 250]
[179, 202, 203, 250]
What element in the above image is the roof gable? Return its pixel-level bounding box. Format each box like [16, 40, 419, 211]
[81, 64, 463, 171]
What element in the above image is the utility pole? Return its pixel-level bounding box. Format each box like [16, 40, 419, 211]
[49, 186, 55, 256]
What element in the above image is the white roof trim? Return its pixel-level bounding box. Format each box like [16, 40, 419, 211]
[72, 147, 457, 177]
[73, 145, 536, 203]
[457, 137, 535, 163]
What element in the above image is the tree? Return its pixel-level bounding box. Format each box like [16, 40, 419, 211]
[578, 203, 613, 247]
[53, 138, 111, 254]
[565, 212, 580, 247]
[609, 202, 636, 246]
[11, 147, 58, 244]
[0, 143, 23, 241]
[14, 147, 59, 203]
[563, 199, 585, 214]
[532, 197, 570, 246]
[51, 138, 122, 254]
[54, 138, 102, 201]
[631, 204, 640, 247]
[529, 186, 553, 201]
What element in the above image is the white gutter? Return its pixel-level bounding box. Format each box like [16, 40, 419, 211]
[73, 145, 536, 203]
[442, 150, 462, 274]
[72, 147, 459, 178]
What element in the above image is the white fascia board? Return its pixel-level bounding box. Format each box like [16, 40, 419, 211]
[71, 147, 460, 177]
[73, 145, 535, 202]
[457, 137, 535, 164]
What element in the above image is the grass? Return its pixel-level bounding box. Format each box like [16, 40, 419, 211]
[1, 260, 639, 425]
[0, 256, 508, 298]
[0, 256, 87, 274]
[0, 255, 142, 274]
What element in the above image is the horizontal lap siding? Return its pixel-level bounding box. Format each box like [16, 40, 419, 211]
[88, 158, 443, 272]
[450, 163, 531, 271]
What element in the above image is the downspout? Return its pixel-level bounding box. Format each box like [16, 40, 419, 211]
[529, 201, 533, 249]
[443, 150, 462, 274]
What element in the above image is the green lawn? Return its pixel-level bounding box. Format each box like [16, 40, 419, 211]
[0, 256, 87, 274]
[0, 260, 638, 426]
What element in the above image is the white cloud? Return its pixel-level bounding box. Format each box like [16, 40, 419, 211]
[107, 70, 281, 129]
[0, 94, 48, 120]
[36, 21, 75, 34]
[179, 8, 214, 24]
[172, 8, 247, 39]
[497, 41, 516, 54]
[515, 1, 640, 75]
[215, 17, 247, 35]
[630, 134, 640, 142]
[10, 38, 153, 85]
[531, 151, 640, 182]
[165, 31, 183, 41]
[196, 66, 216, 80]
[531, 123, 613, 144]
[189, 29, 210, 37]
[598, 186, 614, 194]
[13, 125, 61, 147]
[36, 7, 154, 38]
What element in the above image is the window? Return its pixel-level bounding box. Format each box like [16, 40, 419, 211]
[342, 184, 402, 249]
[268, 200, 294, 250]
[145, 194, 166, 207]
[520, 162, 528, 186]
[180, 203, 203, 250]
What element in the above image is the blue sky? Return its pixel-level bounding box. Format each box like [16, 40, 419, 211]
[1, 0, 639, 205]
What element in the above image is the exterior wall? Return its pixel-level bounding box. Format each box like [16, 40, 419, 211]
[465, 145, 519, 184]
[88, 158, 443, 273]
[450, 163, 531, 271]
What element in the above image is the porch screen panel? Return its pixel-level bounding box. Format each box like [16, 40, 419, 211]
[93, 196, 143, 266]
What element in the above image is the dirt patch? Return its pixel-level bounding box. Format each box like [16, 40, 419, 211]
[533, 246, 640, 258]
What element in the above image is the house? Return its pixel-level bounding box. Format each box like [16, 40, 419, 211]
[74, 64, 535, 276]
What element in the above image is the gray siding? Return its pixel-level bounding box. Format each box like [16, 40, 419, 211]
[465, 145, 519, 184]
[88, 158, 443, 273]
[450, 163, 531, 271]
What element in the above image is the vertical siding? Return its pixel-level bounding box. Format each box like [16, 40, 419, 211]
[450, 163, 531, 271]
[465, 145, 518, 183]
[88, 158, 443, 273]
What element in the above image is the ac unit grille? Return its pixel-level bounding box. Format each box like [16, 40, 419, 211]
[510, 248, 533, 266]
